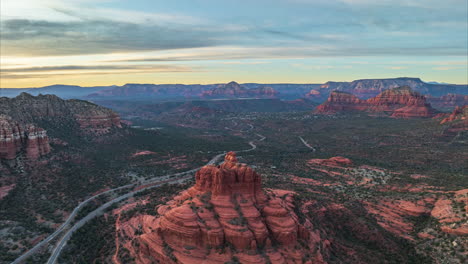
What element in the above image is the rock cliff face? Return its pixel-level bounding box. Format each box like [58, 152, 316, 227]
[119, 152, 327, 264]
[24, 125, 51, 159]
[0, 93, 121, 160]
[0, 115, 50, 160]
[314, 86, 437, 118]
[87, 83, 213, 99]
[439, 105, 468, 132]
[202, 81, 279, 98]
[306, 77, 468, 99]
[0, 93, 121, 135]
[249, 86, 279, 98]
[427, 94, 468, 110]
[314, 91, 366, 113]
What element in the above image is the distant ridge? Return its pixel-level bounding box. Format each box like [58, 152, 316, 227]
[1, 78, 466, 101]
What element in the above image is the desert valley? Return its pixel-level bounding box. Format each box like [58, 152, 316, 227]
[0, 78, 467, 264]
[1, 0, 467, 263]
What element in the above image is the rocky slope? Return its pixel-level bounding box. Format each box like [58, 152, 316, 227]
[313, 91, 366, 113]
[87, 83, 214, 99]
[0, 93, 121, 160]
[202, 81, 279, 98]
[0, 115, 50, 160]
[306, 77, 468, 100]
[439, 105, 468, 132]
[314, 86, 437, 118]
[0, 93, 121, 135]
[118, 152, 327, 264]
[427, 94, 468, 110]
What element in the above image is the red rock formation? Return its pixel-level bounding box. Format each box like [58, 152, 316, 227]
[314, 91, 366, 114]
[0, 93, 122, 135]
[308, 156, 353, 167]
[249, 86, 279, 98]
[305, 89, 324, 101]
[75, 111, 121, 134]
[0, 115, 24, 160]
[430, 189, 468, 235]
[202, 81, 279, 98]
[440, 106, 466, 124]
[439, 105, 468, 132]
[0, 115, 51, 160]
[316, 78, 468, 98]
[119, 152, 326, 264]
[314, 86, 437, 118]
[25, 125, 51, 159]
[427, 94, 468, 110]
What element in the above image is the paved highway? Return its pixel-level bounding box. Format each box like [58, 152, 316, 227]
[46, 136, 263, 264]
[298, 136, 316, 152]
[12, 126, 264, 264]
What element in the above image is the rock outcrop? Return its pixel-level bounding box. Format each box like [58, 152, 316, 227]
[440, 105, 467, 124]
[0, 93, 122, 160]
[307, 77, 468, 99]
[0, 115, 50, 160]
[249, 86, 279, 98]
[0, 93, 121, 135]
[119, 152, 326, 264]
[202, 81, 279, 98]
[24, 125, 51, 159]
[427, 94, 468, 110]
[314, 91, 366, 114]
[314, 86, 437, 118]
[439, 105, 468, 132]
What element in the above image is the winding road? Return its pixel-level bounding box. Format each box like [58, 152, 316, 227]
[11, 128, 265, 264]
[298, 136, 316, 152]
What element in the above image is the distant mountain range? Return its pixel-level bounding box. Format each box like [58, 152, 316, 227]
[314, 86, 437, 118]
[1, 78, 467, 105]
[306, 77, 468, 101]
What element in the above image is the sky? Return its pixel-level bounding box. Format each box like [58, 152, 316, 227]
[1, 0, 467, 88]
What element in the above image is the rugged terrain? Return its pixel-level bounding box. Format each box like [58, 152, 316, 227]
[427, 94, 468, 111]
[2, 89, 467, 264]
[202, 82, 279, 99]
[314, 86, 437, 118]
[0, 94, 247, 263]
[118, 152, 327, 264]
[2, 78, 466, 101]
[439, 105, 468, 133]
[0, 93, 121, 161]
[307, 77, 468, 100]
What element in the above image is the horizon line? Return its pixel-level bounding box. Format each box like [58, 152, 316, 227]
[2, 77, 467, 89]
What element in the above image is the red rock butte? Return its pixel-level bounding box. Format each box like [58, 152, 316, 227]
[314, 86, 437, 118]
[119, 152, 328, 264]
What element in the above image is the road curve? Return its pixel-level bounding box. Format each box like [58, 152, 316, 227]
[298, 136, 316, 152]
[10, 183, 137, 264]
[41, 134, 264, 264]
[11, 151, 226, 264]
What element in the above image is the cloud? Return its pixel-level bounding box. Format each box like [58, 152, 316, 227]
[1, 64, 191, 72]
[0, 64, 198, 79]
[386, 66, 408, 70]
[0, 19, 220, 56]
[221, 61, 270, 65]
[432, 66, 463, 71]
[105, 45, 467, 65]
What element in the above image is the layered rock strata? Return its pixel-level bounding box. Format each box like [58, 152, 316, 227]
[202, 81, 279, 98]
[119, 152, 326, 264]
[314, 86, 437, 118]
[0, 115, 50, 160]
[0, 93, 121, 135]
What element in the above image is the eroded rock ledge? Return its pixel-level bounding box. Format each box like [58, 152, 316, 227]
[119, 152, 327, 264]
